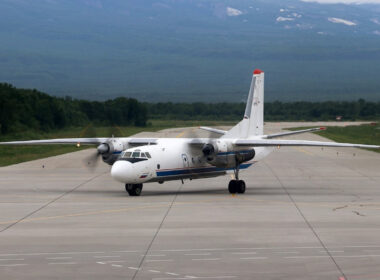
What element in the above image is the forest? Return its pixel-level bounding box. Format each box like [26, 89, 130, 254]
[1, 83, 379, 135]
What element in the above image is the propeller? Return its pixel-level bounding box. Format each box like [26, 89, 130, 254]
[84, 143, 110, 170]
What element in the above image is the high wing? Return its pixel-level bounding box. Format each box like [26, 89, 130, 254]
[0, 138, 158, 146]
[263, 127, 326, 139]
[0, 138, 109, 145]
[235, 139, 380, 149]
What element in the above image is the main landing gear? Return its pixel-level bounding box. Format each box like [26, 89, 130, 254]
[125, 184, 143, 196]
[228, 164, 246, 194]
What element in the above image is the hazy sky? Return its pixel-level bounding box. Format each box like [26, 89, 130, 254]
[301, 0, 380, 3]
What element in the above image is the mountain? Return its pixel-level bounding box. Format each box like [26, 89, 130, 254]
[0, 0, 380, 102]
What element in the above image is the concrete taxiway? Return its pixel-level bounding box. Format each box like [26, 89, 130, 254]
[0, 122, 379, 280]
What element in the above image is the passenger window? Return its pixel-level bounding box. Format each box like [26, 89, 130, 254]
[132, 152, 140, 158]
[145, 152, 151, 158]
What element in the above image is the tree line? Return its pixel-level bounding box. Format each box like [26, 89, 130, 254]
[0, 83, 379, 135]
[0, 83, 147, 134]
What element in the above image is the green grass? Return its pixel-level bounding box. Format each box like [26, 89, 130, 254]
[288, 123, 380, 153]
[0, 120, 235, 167]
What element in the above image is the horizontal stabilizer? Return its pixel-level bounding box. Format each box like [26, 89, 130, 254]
[199, 126, 227, 135]
[264, 127, 326, 139]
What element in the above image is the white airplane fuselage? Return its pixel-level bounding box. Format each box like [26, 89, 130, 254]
[111, 138, 272, 185]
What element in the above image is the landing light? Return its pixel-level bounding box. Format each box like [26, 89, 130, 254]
[77, 142, 80, 148]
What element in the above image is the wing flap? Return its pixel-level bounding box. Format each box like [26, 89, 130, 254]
[235, 139, 380, 149]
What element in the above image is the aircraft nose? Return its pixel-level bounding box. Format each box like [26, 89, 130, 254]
[111, 160, 134, 183]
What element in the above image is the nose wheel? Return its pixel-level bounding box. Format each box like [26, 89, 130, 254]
[125, 184, 143, 196]
[228, 180, 246, 194]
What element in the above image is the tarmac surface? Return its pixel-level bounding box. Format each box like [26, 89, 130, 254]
[0, 122, 379, 280]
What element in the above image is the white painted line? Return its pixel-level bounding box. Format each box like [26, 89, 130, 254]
[0, 251, 105, 257]
[152, 277, 237, 280]
[285, 256, 329, 259]
[149, 269, 161, 273]
[93, 255, 120, 258]
[191, 258, 221, 261]
[240, 257, 268, 260]
[145, 259, 173, 262]
[106, 260, 126, 263]
[185, 253, 211, 256]
[142, 254, 166, 257]
[275, 252, 299, 254]
[319, 250, 344, 253]
[286, 254, 380, 259]
[166, 272, 180, 276]
[0, 258, 25, 261]
[0, 264, 28, 267]
[48, 262, 77, 265]
[128, 266, 140, 270]
[112, 264, 122, 268]
[231, 252, 257, 255]
[46, 257, 73, 260]
[96, 262, 106, 264]
[113, 250, 139, 253]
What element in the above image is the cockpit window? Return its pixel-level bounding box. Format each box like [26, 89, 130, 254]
[132, 152, 140, 158]
[145, 152, 152, 158]
[123, 152, 131, 158]
[140, 152, 147, 158]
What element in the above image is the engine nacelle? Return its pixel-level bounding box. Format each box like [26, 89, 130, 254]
[202, 141, 255, 168]
[99, 138, 126, 165]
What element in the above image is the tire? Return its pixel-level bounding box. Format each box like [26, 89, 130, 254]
[134, 184, 143, 196]
[228, 180, 237, 194]
[237, 180, 246, 194]
[126, 184, 143, 196]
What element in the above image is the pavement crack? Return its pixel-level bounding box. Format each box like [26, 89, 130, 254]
[352, 211, 365, 217]
[0, 172, 106, 234]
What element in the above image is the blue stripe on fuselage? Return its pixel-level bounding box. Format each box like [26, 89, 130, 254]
[217, 150, 253, 156]
[156, 163, 253, 177]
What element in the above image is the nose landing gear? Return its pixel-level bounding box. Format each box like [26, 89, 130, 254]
[125, 184, 143, 196]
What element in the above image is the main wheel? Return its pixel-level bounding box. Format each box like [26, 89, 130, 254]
[237, 180, 246, 194]
[125, 184, 143, 196]
[228, 180, 238, 194]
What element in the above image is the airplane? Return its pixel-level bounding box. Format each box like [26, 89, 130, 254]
[1, 69, 379, 196]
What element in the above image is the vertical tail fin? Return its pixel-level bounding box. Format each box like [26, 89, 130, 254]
[222, 69, 264, 139]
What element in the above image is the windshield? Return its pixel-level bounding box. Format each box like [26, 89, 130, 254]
[122, 150, 151, 160]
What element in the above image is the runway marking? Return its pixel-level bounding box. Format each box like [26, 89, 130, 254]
[48, 262, 77, 265]
[112, 264, 122, 268]
[149, 270, 161, 273]
[191, 258, 220, 261]
[46, 257, 72, 260]
[106, 260, 126, 263]
[0, 258, 24, 261]
[285, 254, 380, 259]
[185, 253, 211, 256]
[93, 255, 120, 258]
[152, 277, 236, 280]
[294, 147, 314, 156]
[320, 250, 344, 253]
[166, 272, 180, 276]
[231, 252, 257, 255]
[240, 257, 268, 260]
[0, 198, 231, 226]
[275, 251, 299, 254]
[0, 264, 28, 267]
[141, 254, 166, 257]
[97, 262, 106, 264]
[128, 266, 140, 270]
[145, 259, 173, 262]
[176, 131, 186, 138]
